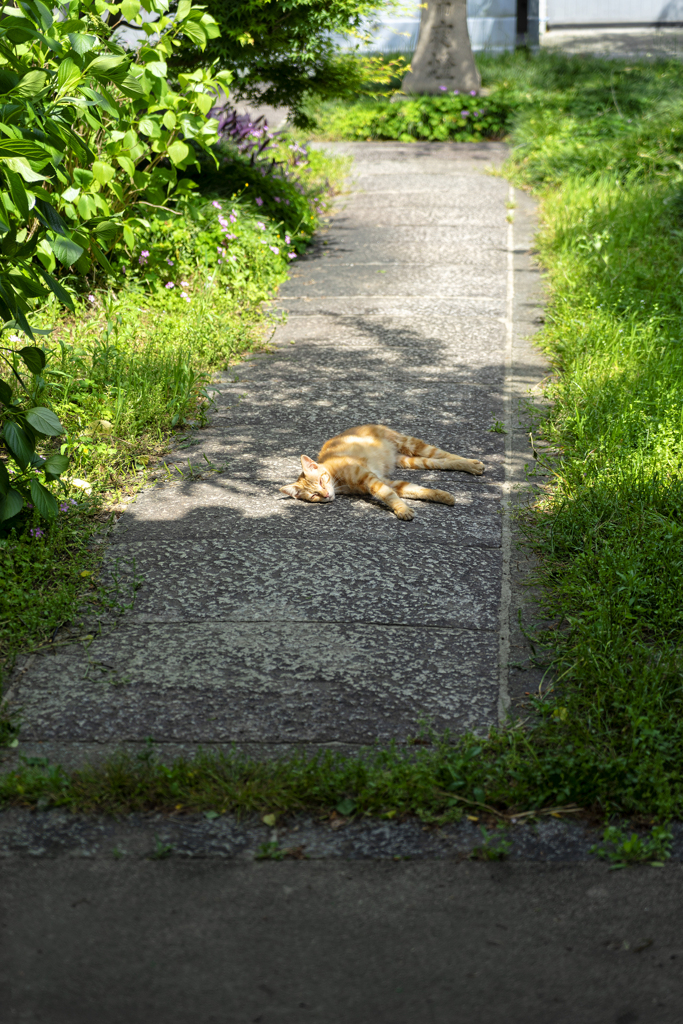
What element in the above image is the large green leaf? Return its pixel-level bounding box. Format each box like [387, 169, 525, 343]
[49, 234, 84, 267]
[0, 486, 23, 522]
[33, 0, 53, 30]
[13, 70, 47, 97]
[3, 421, 33, 469]
[36, 199, 68, 235]
[119, 0, 141, 19]
[25, 406, 64, 436]
[138, 116, 161, 138]
[116, 155, 135, 177]
[180, 20, 207, 47]
[167, 140, 190, 165]
[3, 156, 47, 182]
[0, 380, 12, 405]
[0, 139, 51, 164]
[43, 452, 69, 477]
[68, 33, 97, 55]
[35, 266, 74, 310]
[117, 74, 145, 98]
[57, 57, 82, 89]
[30, 477, 58, 518]
[19, 346, 46, 374]
[92, 160, 116, 185]
[87, 55, 128, 76]
[3, 166, 28, 220]
[0, 460, 8, 496]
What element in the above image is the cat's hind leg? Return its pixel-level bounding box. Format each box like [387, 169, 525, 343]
[396, 454, 485, 475]
[393, 432, 484, 476]
[390, 481, 455, 505]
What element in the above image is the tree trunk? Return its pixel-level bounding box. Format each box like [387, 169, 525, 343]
[402, 0, 481, 96]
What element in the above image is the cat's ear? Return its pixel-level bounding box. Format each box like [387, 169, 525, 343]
[280, 483, 302, 499]
[300, 454, 320, 475]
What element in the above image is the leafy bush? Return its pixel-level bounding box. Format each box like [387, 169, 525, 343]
[319, 93, 515, 142]
[175, 0, 387, 125]
[0, 341, 67, 522]
[0, 0, 228, 328]
[0, 0, 230, 522]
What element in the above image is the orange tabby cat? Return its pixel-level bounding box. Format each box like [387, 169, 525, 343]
[280, 423, 485, 520]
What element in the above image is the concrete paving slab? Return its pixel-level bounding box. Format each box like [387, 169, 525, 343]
[274, 296, 506, 316]
[107, 536, 502, 628]
[15, 621, 499, 743]
[112, 477, 502, 547]
[284, 264, 506, 297]
[311, 234, 508, 264]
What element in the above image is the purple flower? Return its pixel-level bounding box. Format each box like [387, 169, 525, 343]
[256, 221, 265, 230]
[229, 214, 237, 223]
[138, 250, 149, 266]
[439, 86, 447, 92]
[461, 110, 470, 118]
[288, 252, 297, 260]
[470, 90, 477, 96]
[165, 281, 174, 289]
[181, 280, 189, 287]
[166, 259, 174, 266]
[453, 89, 459, 95]
[274, 196, 280, 202]
[285, 200, 290, 206]
[255, 197, 263, 206]
[30, 527, 45, 539]
[212, 201, 222, 209]
[224, 232, 236, 241]
[269, 245, 279, 254]
[88, 294, 96, 303]
[285, 234, 291, 244]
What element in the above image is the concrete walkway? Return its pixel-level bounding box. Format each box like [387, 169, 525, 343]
[6, 141, 544, 766]
[542, 26, 683, 60]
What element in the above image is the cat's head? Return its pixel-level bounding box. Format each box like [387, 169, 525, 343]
[280, 455, 335, 503]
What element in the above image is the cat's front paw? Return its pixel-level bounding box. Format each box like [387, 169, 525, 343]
[394, 503, 414, 521]
[466, 459, 485, 476]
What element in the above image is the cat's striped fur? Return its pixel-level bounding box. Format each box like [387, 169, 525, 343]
[280, 423, 485, 520]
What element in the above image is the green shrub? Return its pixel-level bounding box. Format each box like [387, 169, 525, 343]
[320, 93, 515, 142]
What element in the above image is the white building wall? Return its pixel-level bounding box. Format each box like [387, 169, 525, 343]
[338, 1, 681, 55]
[547, 1, 683, 24]
[345, 0, 517, 54]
